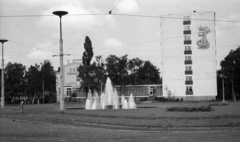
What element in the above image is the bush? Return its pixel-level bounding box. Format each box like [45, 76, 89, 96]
[208, 103, 228, 107]
[166, 106, 212, 112]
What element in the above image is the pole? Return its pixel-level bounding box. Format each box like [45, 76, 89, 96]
[59, 17, 65, 111]
[222, 78, 225, 102]
[231, 68, 236, 102]
[0, 39, 7, 108]
[42, 79, 44, 104]
[42, 64, 44, 104]
[1, 43, 4, 108]
[53, 11, 68, 112]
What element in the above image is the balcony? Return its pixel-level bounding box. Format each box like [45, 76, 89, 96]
[183, 30, 191, 35]
[185, 70, 193, 75]
[184, 50, 192, 54]
[186, 91, 193, 95]
[185, 81, 193, 85]
[183, 21, 191, 25]
[184, 40, 192, 44]
[184, 60, 192, 64]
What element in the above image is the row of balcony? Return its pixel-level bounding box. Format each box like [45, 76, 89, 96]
[185, 60, 192, 64]
[184, 20, 192, 95]
[184, 30, 191, 34]
[183, 21, 191, 25]
[186, 91, 193, 95]
[184, 50, 192, 54]
[184, 40, 191, 44]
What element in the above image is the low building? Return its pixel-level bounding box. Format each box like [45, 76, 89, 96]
[115, 84, 162, 100]
[56, 60, 163, 101]
[56, 60, 84, 102]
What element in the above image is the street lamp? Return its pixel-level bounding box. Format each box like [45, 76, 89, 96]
[52, 11, 68, 112]
[220, 74, 225, 102]
[0, 39, 8, 108]
[231, 60, 236, 102]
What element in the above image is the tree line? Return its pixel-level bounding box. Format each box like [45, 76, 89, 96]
[0, 60, 56, 104]
[217, 46, 240, 101]
[79, 36, 240, 100]
[2, 36, 237, 104]
[78, 36, 161, 95]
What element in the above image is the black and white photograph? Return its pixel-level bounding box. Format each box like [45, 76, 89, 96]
[0, 0, 240, 141]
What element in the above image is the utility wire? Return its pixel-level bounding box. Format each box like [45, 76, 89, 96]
[1, 12, 240, 23]
[66, 0, 121, 52]
[0, 13, 107, 18]
[3, 15, 240, 57]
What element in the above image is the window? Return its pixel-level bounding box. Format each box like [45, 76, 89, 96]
[186, 86, 193, 91]
[184, 16, 191, 21]
[185, 46, 191, 51]
[186, 76, 192, 81]
[184, 26, 191, 31]
[184, 35, 191, 40]
[77, 77, 81, 82]
[185, 66, 192, 71]
[67, 88, 71, 96]
[183, 16, 191, 25]
[185, 56, 191, 61]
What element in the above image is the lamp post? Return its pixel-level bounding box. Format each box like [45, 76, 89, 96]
[41, 63, 45, 104]
[231, 60, 236, 102]
[52, 11, 68, 112]
[220, 74, 225, 102]
[0, 39, 8, 108]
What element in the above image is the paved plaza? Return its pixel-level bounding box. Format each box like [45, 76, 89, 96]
[1, 118, 240, 142]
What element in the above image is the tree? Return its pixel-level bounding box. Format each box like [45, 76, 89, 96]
[106, 55, 128, 85]
[25, 64, 42, 104]
[220, 46, 240, 100]
[137, 61, 161, 84]
[41, 60, 56, 103]
[128, 58, 144, 85]
[41, 60, 56, 91]
[78, 36, 96, 96]
[4, 62, 26, 103]
[105, 55, 161, 85]
[82, 36, 94, 66]
[94, 55, 106, 92]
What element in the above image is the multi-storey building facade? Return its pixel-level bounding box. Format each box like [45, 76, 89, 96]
[161, 11, 217, 101]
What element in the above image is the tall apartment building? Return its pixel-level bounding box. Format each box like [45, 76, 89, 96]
[161, 11, 217, 101]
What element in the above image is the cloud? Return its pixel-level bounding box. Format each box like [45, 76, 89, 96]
[104, 37, 123, 47]
[116, 0, 139, 13]
[27, 50, 53, 60]
[38, 4, 98, 31]
[216, 14, 240, 38]
[19, 0, 83, 7]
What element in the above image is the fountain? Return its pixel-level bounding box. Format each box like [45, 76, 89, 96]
[85, 77, 136, 110]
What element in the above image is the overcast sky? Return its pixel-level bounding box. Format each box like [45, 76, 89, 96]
[0, 0, 240, 71]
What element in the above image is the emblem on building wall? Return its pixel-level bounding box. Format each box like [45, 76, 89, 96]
[197, 26, 210, 49]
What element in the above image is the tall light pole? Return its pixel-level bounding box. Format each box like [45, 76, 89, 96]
[231, 60, 236, 102]
[0, 39, 8, 108]
[220, 74, 225, 102]
[53, 11, 68, 112]
[42, 63, 45, 104]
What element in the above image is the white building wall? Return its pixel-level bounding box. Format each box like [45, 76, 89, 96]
[56, 61, 81, 102]
[161, 11, 217, 101]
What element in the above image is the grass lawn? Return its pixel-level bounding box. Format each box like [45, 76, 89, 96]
[1, 101, 240, 128]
